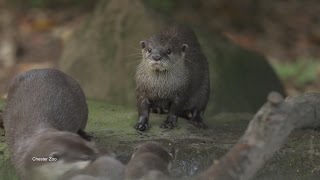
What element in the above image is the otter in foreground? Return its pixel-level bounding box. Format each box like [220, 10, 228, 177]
[124, 142, 172, 180]
[2, 69, 98, 179]
[24, 131, 103, 180]
[135, 25, 210, 131]
[81, 156, 125, 179]
[69, 175, 104, 180]
[61, 155, 125, 180]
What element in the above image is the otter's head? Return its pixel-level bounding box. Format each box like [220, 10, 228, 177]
[131, 142, 173, 165]
[140, 35, 188, 72]
[24, 131, 102, 180]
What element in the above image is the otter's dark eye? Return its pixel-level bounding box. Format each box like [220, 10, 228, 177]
[147, 48, 152, 53]
[167, 49, 171, 55]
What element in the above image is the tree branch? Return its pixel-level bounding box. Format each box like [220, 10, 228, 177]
[196, 92, 320, 180]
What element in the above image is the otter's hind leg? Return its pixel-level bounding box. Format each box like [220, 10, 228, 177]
[188, 109, 207, 129]
[160, 99, 181, 129]
[160, 114, 178, 129]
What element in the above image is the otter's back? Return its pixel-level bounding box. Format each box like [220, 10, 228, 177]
[3, 68, 88, 151]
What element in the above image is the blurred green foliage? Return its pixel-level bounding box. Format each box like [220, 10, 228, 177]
[272, 59, 319, 87]
[7, 0, 97, 9]
[143, 0, 175, 14]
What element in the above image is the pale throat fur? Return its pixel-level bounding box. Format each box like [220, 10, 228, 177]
[135, 54, 189, 101]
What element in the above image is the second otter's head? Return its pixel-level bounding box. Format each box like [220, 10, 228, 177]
[140, 33, 188, 72]
[24, 131, 107, 180]
[131, 142, 173, 165]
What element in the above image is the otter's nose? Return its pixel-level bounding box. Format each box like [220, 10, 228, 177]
[152, 55, 161, 61]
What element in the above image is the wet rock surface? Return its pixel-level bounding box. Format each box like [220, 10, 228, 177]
[0, 99, 320, 179]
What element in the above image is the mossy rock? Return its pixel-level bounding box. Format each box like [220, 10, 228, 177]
[60, 0, 284, 115]
[1, 99, 320, 179]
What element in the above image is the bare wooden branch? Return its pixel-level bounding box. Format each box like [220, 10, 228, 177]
[196, 92, 320, 180]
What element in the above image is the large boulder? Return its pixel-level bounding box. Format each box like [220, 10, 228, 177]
[60, 0, 284, 115]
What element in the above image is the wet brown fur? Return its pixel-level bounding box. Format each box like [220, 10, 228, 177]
[125, 142, 172, 180]
[135, 25, 210, 130]
[2, 69, 94, 178]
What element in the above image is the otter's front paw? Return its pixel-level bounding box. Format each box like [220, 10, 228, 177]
[160, 115, 177, 129]
[135, 122, 149, 131]
[135, 116, 149, 131]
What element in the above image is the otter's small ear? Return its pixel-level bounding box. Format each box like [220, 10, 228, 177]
[140, 41, 146, 49]
[182, 44, 188, 52]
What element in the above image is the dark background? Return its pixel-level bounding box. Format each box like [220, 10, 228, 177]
[0, 0, 319, 98]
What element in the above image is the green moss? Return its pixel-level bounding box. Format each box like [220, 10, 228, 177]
[1, 99, 319, 178]
[85, 99, 192, 143]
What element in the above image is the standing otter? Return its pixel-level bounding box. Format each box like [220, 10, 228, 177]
[2, 69, 98, 179]
[135, 25, 210, 131]
[124, 142, 172, 180]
